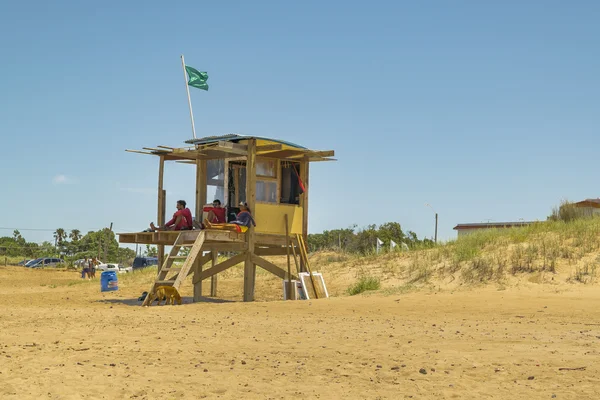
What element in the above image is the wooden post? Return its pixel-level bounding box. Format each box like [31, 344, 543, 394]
[195, 158, 207, 222]
[193, 158, 207, 300]
[223, 158, 229, 208]
[210, 251, 218, 296]
[243, 139, 257, 302]
[193, 251, 205, 301]
[157, 156, 165, 270]
[285, 214, 292, 300]
[299, 158, 309, 272]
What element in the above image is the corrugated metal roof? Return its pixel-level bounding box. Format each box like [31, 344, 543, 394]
[453, 222, 535, 230]
[185, 134, 307, 149]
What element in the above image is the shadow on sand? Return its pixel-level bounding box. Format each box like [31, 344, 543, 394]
[97, 295, 236, 307]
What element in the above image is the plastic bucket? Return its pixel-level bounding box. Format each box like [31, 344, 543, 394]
[100, 271, 118, 292]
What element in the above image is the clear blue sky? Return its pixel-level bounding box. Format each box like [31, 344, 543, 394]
[1, 1, 599, 245]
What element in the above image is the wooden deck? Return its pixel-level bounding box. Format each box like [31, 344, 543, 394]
[118, 229, 292, 248]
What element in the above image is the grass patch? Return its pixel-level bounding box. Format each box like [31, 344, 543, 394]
[347, 276, 381, 295]
[382, 283, 416, 296]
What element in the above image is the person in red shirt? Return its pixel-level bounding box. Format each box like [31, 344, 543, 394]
[149, 200, 193, 231]
[206, 199, 226, 224]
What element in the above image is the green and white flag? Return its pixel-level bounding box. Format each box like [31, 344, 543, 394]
[184, 65, 209, 91]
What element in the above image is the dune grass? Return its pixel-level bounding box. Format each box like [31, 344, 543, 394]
[347, 276, 381, 295]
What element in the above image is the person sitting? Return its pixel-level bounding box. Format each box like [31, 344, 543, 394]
[232, 202, 256, 228]
[205, 199, 226, 224]
[204, 202, 256, 232]
[149, 200, 192, 231]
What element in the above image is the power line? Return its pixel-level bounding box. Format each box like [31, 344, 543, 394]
[0, 226, 138, 233]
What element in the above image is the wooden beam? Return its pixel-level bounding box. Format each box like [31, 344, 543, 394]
[257, 149, 306, 159]
[192, 251, 208, 300]
[195, 159, 207, 225]
[308, 157, 337, 162]
[157, 156, 165, 271]
[256, 144, 282, 152]
[125, 149, 154, 155]
[255, 247, 290, 256]
[197, 253, 246, 281]
[143, 147, 172, 153]
[201, 242, 247, 252]
[285, 214, 292, 299]
[216, 141, 248, 155]
[210, 251, 218, 296]
[255, 233, 289, 246]
[308, 150, 335, 158]
[191, 251, 213, 299]
[157, 145, 175, 150]
[244, 138, 257, 302]
[251, 254, 297, 280]
[300, 158, 309, 272]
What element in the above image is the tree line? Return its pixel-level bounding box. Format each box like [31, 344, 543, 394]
[0, 229, 136, 262]
[306, 222, 434, 254]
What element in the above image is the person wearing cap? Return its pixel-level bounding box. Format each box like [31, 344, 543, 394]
[203, 201, 256, 232]
[232, 202, 256, 228]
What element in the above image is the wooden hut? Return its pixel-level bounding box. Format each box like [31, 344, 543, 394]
[118, 134, 335, 304]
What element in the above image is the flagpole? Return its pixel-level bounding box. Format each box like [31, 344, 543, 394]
[180, 54, 197, 139]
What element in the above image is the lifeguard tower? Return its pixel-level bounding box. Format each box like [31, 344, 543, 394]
[118, 134, 335, 304]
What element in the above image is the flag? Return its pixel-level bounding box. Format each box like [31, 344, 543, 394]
[185, 66, 209, 91]
[390, 240, 397, 250]
[376, 238, 383, 254]
[292, 165, 306, 194]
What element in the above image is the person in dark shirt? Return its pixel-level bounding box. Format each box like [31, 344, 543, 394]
[203, 202, 256, 232]
[232, 202, 256, 228]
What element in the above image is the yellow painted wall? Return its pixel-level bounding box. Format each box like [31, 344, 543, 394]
[254, 203, 303, 235]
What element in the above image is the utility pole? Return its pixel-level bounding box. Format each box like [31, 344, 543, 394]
[103, 222, 113, 262]
[425, 203, 438, 243]
[434, 212, 438, 243]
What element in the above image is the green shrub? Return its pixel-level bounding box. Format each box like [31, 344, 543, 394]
[347, 276, 381, 295]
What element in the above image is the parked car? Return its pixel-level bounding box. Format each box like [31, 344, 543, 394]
[17, 259, 31, 266]
[132, 257, 159, 269]
[27, 258, 65, 268]
[74, 259, 104, 267]
[25, 258, 43, 267]
[97, 263, 133, 274]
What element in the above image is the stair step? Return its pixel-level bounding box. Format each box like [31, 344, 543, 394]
[168, 256, 187, 260]
[161, 268, 182, 272]
[155, 280, 175, 286]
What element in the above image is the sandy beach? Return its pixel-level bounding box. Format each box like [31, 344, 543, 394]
[0, 266, 599, 399]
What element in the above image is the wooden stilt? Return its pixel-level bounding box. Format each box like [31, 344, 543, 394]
[296, 234, 319, 299]
[243, 139, 257, 302]
[210, 251, 218, 296]
[290, 236, 301, 277]
[157, 157, 166, 271]
[192, 251, 206, 301]
[284, 214, 292, 299]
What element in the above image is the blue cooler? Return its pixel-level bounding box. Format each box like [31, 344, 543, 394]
[100, 271, 118, 292]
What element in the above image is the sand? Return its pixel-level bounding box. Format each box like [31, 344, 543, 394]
[0, 266, 599, 399]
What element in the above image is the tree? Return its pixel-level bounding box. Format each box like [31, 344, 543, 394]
[117, 247, 136, 263]
[145, 244, 158, 257]
[54, 228, 67, 246]
[69, 229, 82, 242]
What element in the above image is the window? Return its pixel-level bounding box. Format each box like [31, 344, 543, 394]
[280, 162, 301, 205]
[256, 181, 277, 203]
[255, 158, 278, 203]
[256, 159, 277, 177]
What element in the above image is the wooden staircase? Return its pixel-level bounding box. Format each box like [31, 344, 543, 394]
[142, 231, 206, 306]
